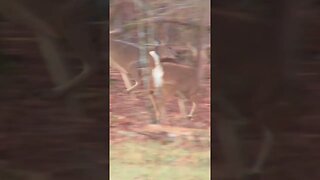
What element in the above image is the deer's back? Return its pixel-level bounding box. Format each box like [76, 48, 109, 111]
[110, 40, 141, 72]
[161, 62, 199, 98]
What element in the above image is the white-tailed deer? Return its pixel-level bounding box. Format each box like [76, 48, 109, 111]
[148, 43, 208, 122]
[110, 30, 180, 93]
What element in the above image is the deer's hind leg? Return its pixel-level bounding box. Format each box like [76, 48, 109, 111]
[176, 91, 196, 120]
[148, 91, 161, 123]
[177, 98, 187, 118]
[125, 61, 142, 93]
[187, 101, 197, 119]
[111, 61, 140, 93]
[187, 92, 200, 119]
[154, 86, 168, 122]
[119, 72, 136, 92]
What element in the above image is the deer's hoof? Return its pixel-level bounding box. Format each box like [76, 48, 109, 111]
[186, 114, 193, 120]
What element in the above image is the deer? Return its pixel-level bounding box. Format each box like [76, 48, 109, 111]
[110, 28, 180, 94]
[111, 27, 205, 122]
[147, 43, 208, 123]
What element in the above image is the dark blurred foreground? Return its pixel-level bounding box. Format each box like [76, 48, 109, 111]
[0, 1, 107, 180]
[212, 1, 320, 179]
[2, 0, 320, 179]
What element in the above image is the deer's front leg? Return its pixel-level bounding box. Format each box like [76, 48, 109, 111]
[177, 98, 187, 118]
[187, 102, 197, 119]
[148, 91, 161, 124]
[159, 97, 167, 121]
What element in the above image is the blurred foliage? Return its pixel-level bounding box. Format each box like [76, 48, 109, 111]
[110, 0, 210, 45]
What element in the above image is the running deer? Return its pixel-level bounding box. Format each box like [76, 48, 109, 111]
[110, 29, 179, 93]
[148, 43, 208, 122]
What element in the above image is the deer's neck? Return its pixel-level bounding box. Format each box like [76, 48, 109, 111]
[149, 51, 164, 88]
[149, 51, 161, 65]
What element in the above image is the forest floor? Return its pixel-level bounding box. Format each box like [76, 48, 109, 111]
[109, 63, 211, 180]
